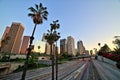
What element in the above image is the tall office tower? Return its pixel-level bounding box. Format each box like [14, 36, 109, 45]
[60, 39, 67, 54]
[42, 33, 47, 41]
[0, 41, 1, 48]
[85, 50, 89, 55]
[1, 26, 10, 41]
[0, 27, 10, 48]
[45, 42, 50, 54]
[1, 22, 24, 54]
[77, 40, 85, 55]
[67, 36, 75, 56]
[20, 36, 30, 54]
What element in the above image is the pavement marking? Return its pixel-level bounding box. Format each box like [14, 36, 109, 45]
[73, 64, 86, 79]
[64, 63, 86, 80]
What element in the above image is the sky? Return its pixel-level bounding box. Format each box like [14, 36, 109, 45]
[0, 0, 120, 52]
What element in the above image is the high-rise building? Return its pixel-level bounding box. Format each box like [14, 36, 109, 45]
[42, 33, 47, 42]
[77, 40, 85, 55]
[85, 50, 89, 55]
[0, 26, 10, 48]
[1, 26, 10, 41]
[20, 36, 30, 54]
[45, 42, 50, 54]
[0, 41, 1, 48]
[60, 39, 67, 54]
[67, 36, 75, 56]
[1, 22, 24, 54]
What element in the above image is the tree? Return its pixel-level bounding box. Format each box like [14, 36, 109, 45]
[21, 3, 48, 80]
[113, 38, 120, 49]
[45, 20, 60, 80]
[98, 43, 101, 48]
[99, 44, 111, 53]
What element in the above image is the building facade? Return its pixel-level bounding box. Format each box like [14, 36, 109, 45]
[1, 22, 24, 54]
[20, 36, 30, 54]
[77, 40, 85, 55]
[60, 39, 67, 54]
[1, 26, 10, 41]
[45, 42, 50, 54]
[0, 26, 10, 49]
[67, 36, 75, 56]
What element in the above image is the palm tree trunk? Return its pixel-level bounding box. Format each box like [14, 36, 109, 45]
[32, 24, 37, 37]
[21, 24, 37, 80]
[55, 42, 58, 80]
[51, 44, 54, 80]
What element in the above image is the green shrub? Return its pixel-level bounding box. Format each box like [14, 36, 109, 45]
[13, 63, 49, 72]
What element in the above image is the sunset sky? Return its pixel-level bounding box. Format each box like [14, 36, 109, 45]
[0, 0, 120, 52]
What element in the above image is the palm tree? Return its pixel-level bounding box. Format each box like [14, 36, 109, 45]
[45, 27, 55, 80]
[113, 37, 120, 49]
[100, 44, 111, 53]
[98, 43, 101, 48]
[98, 43, 101, 52]
[28, 3, 48, 37]
[45, 20, 60, 80]
[21, 3, 48, 80]
[53, 21, 60, 80]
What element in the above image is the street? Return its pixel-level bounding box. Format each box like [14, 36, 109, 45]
[0, 58, 120, 80]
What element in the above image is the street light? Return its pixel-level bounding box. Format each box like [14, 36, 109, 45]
[93, 48, 97, 60]
[98, 43, 103, 61]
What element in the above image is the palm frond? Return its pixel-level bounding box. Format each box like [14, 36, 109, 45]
[42, 11, 48, 15]
[42, 7, 47, 11]
[28, 7, 37, 13]
[28, 3, 48, 24]
[28, 13, 35, 17]
[35, 4, 38, 10]
[42, 15, 47, 20]
[57, 24, 60, 29]
[39, 3, 42, 8]
[56, 20, 59, 22]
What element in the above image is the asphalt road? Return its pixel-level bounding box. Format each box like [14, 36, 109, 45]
[0, 59, 85, 80]
[1, 58, 120, 80]
[78, 60, 102, 80]
[93, 60, 120, 80]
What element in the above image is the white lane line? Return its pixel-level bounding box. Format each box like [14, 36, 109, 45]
[63, 63, 86, 80]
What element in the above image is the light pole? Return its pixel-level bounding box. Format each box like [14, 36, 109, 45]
[94, 48, 97, 59]
[98, 43, 103, 61]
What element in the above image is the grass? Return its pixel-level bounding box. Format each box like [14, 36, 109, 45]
[58, 58, 68, 64]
